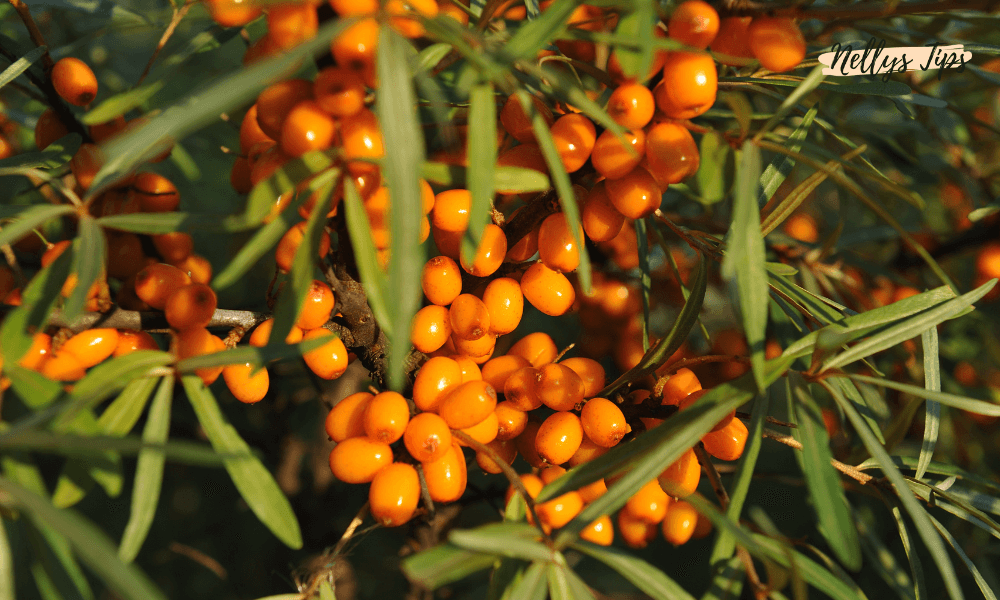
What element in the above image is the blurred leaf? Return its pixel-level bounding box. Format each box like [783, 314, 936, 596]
[245, 152, 333, 226]
[695, 132, 730, 205]
[635, 219, 651, 349]
[449, 523, 553, 562]
[319, 583, 335, 600]
[82, 81, 165, 125]
[723, 141, 767, 390]
[95, 212, 189, 234]
[462, 82, 498, 264]
[415, 42, 452, 73]
[788, 373, 861, 570]
[175, 335, 330, 372]
[968, 205, 999, 222]
[0, 246, 73, 362]
[0, 134, 81, 171]
[857, 455, 1000, 494]
[0, 46, 46, 90]
[700, 555, 745, 600]
[211, 193, 306, 290]
[835, 378, 886, 445]
[487, 559, 527, 600]
[0, 518, 13, 600]
[0, 431, 225, 466]
[856, 512, 916, 600]
[916, 326, 941, 481]
[571, 542, 696, 600]
[754, 66, 824, 142]
[761, 161, 836, 238]
[824, 382, 964, 600]
[4, 364, 63, 409]
[0, 475, 167, 600]
[0, 204, 75, 250]
[928, 515, 997, 600]
[547, 562, 595, 600]
[758, 106, 817, 206]
[503, 0, 580, 60]
[401, 543, 497, 589]
[611, 3, 654, 80]
[119, 377, 172, 562]
[62, 216, 105, 321]
[343, 166, 391, 335]
[181, 376, 302, 549]
[848, 375, 1000, 416]
[509, 562, 548, 600]
[421, 162, 550, 191]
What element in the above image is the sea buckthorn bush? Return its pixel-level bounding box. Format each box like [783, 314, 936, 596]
[1, 1, 1000, 599]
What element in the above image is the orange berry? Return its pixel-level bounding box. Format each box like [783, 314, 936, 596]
[363, 391, 410, 444]
[281, 100, 336, 157]
[411, 305, 452, 354]
[702, 416, 748, 461]
[423, 443, 467, 503]
[976, 242, 1000, 279]
[240, 105, 273, 154]
[171, 254, 212, 285]
[132, 172, 181, 213]
[331, 18, 379, 86]
[340, 107, 384, 175]
[223, 362, 270, 404]
[431, 189, 471, 233]
[453, 354, 482, 382]
[645, 122, 700, 185]
[275, 221, 331, 272]
[580, 515, 614, 546]
[514, 420, 546, 468]
[205, 0, 262, 26]
[34, 108, 68, 150]
[17, 333, 51, 371]
[505, 214, 539, 262]
[481, 355, 530, 392]
[535, 411, 583, 466]
[329, 0, 377, 16]
[503, 366, 543, 411]
[592, 128, 645, 181]
[496, 144, 549, 194]
[52, 57, 98, 106]
[661, 368, 702, 405]
[256, 79, 314, 140]
[328, 436, 393, 483]
[369, 463, 420, 527]
[784, 213, 819, 243]
[412, 356, 463, 412]
[668, 0, 719, 49]
[747, 17, 805, 73]
[624, 479, 670, 524]
[456, 410, 499, 446]
[500, 94, 554, 143]
[494, 400, 528, 441]
[460, 224, 507, 277]
[618, 509, 658, 548]
[580, 397, 627, 447]
[520, 261, 575, 316]
[481, 278, 523, 335]
[536, 363, 585, 411]
[266, 3, 318, 50]
[164, 283, 217, 330]
[605, 165, 661, 219]
[662, 500, 698, 546]
[538, 212, 583, 273]
[249, 318, 304, 346]
[578, 477, 608, 503]
[536, 490, 584, 530]
[607, 84, 655, 130]
[60, 328, 119, 368]
[658, 447, 701, 497]
[438, 380, 497, 429]
[88, 115, 127, 143]
[113, 330, 158, 357]
[40, 351, 87, 381]
[560, 357, 605, 398]
[296, 280, 335, 330]
[151, 233, 193, 267]
[711, 17, 753, 64]
[507, 332, 558, 367]
[106, 233, 145, 280]
[71, 143, 103, 190]
[135, 263, 192, 310]
[404, 412, 453, 462]
[581, 181, 625, 242]
[302, 328, 349, 380]
[325, 391, 373, 442]
[449, 294, 491, 341]
[655, 51, 717, 119]
[313, 66, 365, 118]
[174, 327, 226, 386]
[504, 473, 543, 511]
[550, 113, 596, 173]
[476, 438, 517, 474]
[249, 145, 290, 186]
[692, 508, 713, 539]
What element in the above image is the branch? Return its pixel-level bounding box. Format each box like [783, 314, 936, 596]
[762, 428, 874, 485]
[6, 0, 53, 70]
[137, 1, 194, 86]
[721, 0, 998, 20]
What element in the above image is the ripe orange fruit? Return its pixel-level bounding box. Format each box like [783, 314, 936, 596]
[560, 357, 605, 398]
[618, 509, 658, 548]
[475, 438, 517, 474]
[702, 416, 749, 461]
[223, 362, 270, 404]
[514, 420, 546, 469]
[747, 17, 806, 73]
[503, 366, 543, 411]
[494, 400, 528, 441]
[784, 213, 819, 243]
[70, 144, 103, 190]
[456, 410, 499, 446]
[205, 0, 262, 26]
[482, 277, 523, 335]
[658, 446, 701, 497]
[550, 113, 596, 173]
[17, 333, 51, 370]
[40, 351, 87, 381]
[174, 327, 226, 385]
[711, 17, 754, 64]
[536, 490, 584, 530]
[281, 100, 336, 157]
[132, 172, 180, 213]
[165, 283, 217, 330]
[135, 263, 192, 310]
[607, 83, 655, 131]
[325, 391, 373, 442]
[507, 332, 558, 367]
[976, 242, 1000, 279]
[667, 0, 719, 49]
[302, 329, 349, 380]
[152, 232, 194, 265]
[605, 166, 661, 219]
[61, 328, 119, 368]
[459, 224, 507, 277]
[411, 305, 452, 354]
[500, 94, 554, 143]
[52, 57, 98, 106]
[450, 294, 491, 341]
[404, 412, 453, 463]
[114, 330, 159, 357]
[538, 212, 583, 273]
[331, 17, 379, 86]
[580, 397, 627, 447]
[535, 411, 583, 465]
[340, 107, 384, 175]
[655, 51, 717, 119]
[34, 108, 69, 150]
[256, 79, 314, 140]
[520, 261, 576, 316]
[432, 189, 471, 233]
[412, 356, 463, 412]
[369, 463, 420, 527]
[438, 380, 497, 429]
[421, 255, 463, 306]
[329, 0, 377, 16]
[363, 391, 410, 444]
[481, 355, 530, 393]
[592, 128, 646, 181]
[645, 122, 700, 185]
[624, 479, 670, 524]
[661, 368, 702, 405]
[249, 318, 304, 347]
[266, 3, 318, 50]
[296, 280, 335, 330]
[496, 144, 549, 194]
[275, 221, 331, 272]
[578, 476, 608, 503]
[536, 363, 585, 411]
[580, 515, 614, 546]
[240, 105, 273, 154]
[582, 181, 626, 242]
[171, 254, 212, 285]
[328, 436, 392, 483]
[88, 115, 127, 142]
[314, 67, 366, 118]
[423, 443, 467, 503]
[662, 500, 698, 546]
[504, 473, 544, 511]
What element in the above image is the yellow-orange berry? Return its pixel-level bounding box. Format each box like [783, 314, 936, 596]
[17, 333, 51, 370]
[476, 438, 517, 474]
[535, 411, 583, 466]
[500, 94, 554, 143]
[412, 356, 463, 412]
[71, 143, 103, 190]
[624, 479, 670, 524]
[281, 100, 336, 157]
[538, 212, 583, 273]
[34, 108, 68, 150]
[275, 221, 331, 272]
[536, 363, 585, 412]
[514, 420, 546, 469]
[592, 128, 646, 181]
[482, 278, 523, 335]
[453, 355, 482, 382]
[507, 332, 557, 367]
[537, 490, 584, 530]
[369, 462, 420, 527]
[340, 107, 385, 175]
[165, 283, 217, 330]
[404, 412, 453, 463]
[645, 122, 700, 185]
[51, 57, 98, 106]
[240, 105, 273, 154]
[456, 410, 499, 446]
[504, 473, 544, 511]
[363, 391, 410, 444]
[449, 294, 491, 341]
[481, 355, 530, 393]
[40, 351, 87, 381]
[618, 509, 658, 548]
[302, 328, 349, 379]
[423, 443, 467, 503]
[152, 232, 194, 265]
[580, 397, 627, 447]
[296, 280, 335, 330]
[578, 477, 608, 503]
[747, 17, 806, 73]
[550, 113, 596, 173]
[460, 224, 507, 277]
[60, 328, 119, 368]
[113, 330, 159, 357]
[266, 3, 319, 50]
[171, 254, 213, 285]
[325, 391, 373, 442]
[580, 515, 614, 546]
[605, 166, 661, 219]
[314, 67, 366, 118]
[249, 318, 304, 347]
[256, 79, 314, 140]
[503, 366, 543, 411]
[667, 0, 719, 49]
[174, 327, 226, 386]
[520, 261, 575, 316]
[421, 255, 463, 306]
[662, 500, 698, 546]
[658, 446, 701, 497]
[133, 172, 180, 212]
[135, 263, 192, 310]
[702, 417, 748, 461]
[581, 182, 625, 243]
[439, 380, 497, 429]
[655, 51, 717, 119]
[411, 305, 452, 354]
[494, 400, 528, 441]
[661, 368, 702, 405]
[431, 189, 471, 233]
[205, 0, 262, 27]
[223, 362, 270, 404]
[328, 436, 392, 483]
[560, 357, 605, 398]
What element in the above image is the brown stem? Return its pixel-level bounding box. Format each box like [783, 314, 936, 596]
[6, 0, 53, 70]
[694, 442, 730, 510]
[136, 1, 194, 86]
[762, 428, 874, 485]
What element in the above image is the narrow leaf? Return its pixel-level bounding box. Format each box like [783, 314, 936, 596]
[211, 196, 304, 290]
[928, 514, 997, 600]
[847, 374, 1000, 416]
[463, 83, 498, 264]
[0, 204, 75, 250]
[0, 46, 46, 90]
[449, 523, 553, 562]
[916, 327, 940, 480]
[82, 81, 165, 125]
[95, 212, 190, 234]
[503, 0, 580, 59]
[401, 543, 497, 589]
[571, 542, 696, 600]
[343, 172, 391, 334]
[508, 562, 548, 600]
[0, 517, 14, 600]
[62, 218, 106, 321]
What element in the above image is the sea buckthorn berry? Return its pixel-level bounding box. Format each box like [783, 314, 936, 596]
[582, 182, 625, 243]
[536, 363, 585, 411]
[538, 212, 583, 273]
[135, 263, 191, 309]
[592, 128, 646, 181]
[702, 416, 749, 461]
[508, 332, 558, 367]
[249, 145, 291, 187]
[500, 94, 554, 143]
[18, 333, 51, 370]
[608, 84, 655, 130]
[114, 330, 158, 357]
[661, 368, 702, 405]
[249, 318, 304, 346]
[431, 189, 471, 232]
[496, 144, 549, 194]
[266, 3, 319, 50]
[275, 221, 331, 272]
[133, 172, 180, 212]
[256, 79, 314, 140]
[456, 411, 499, 446]
[976, 242, 1000, 279]
[711, 17, 753, 64]
[452, 355, 482, 382]
[658, 447, 701, 497]
[325, 391, 373, 442]
[35, 108, 68, 150]
[560, 357, 605, 398]
[302, 329, 349, 380]
[423, 443, 467, 503]
[476, 438, 517, 474]
[567, 433, 609, 465]
[439, 380, 497, 429]
[89, 115, 127, 143]
[581, 397, 627, 447]
[535, 411, 583, 466]
[369, 463, 420, 527]
[106, 233, 146, 280]
[438, 0, 470, 25]
[152, 232, 194, 265]
[404, 412, 453, 462]
[692, 508, 712, 538]
[329, 0, 377, 17]
[506, 210, 539, 262]
[668, 0, 720, 49]
[206, 0, 262, 26]
[579, 477, 608, 503]
[537, 490, 584, 530]
[331, 18, 379, 86]
[605, 165, 661, 219]
[52, 58, 98, 106]
[618, 509, 658, 549]
[625, 479, 670, 524]
[514, 420, 546, 468]
[412, 356, 463, 412]
[645, 122, 700, 185]
[656, 51, 717, 119]
[784, 213, 819, 243]
[662, 500, 698, 546]
[411, 305, 452, 354]
[240, 105, 273, 153]
[747, 17, 806, 73]
[505, 473, 544, 512]
[580, 515, 614, 546]
[328, 436, 393, 483]
[460, 224, 507, 277]
[171, 254, 212, 285]
[449, 294, 491, 341]
[494, 400, 528, 441]
[296, 280, 335, 330]
[481, 278, 523, 336]
[520, 261, 576, 316]
[481, 355, 530, 392]
[340, 107, 384, 175]
[281, 100, 336, 157]
[363, 391, 410, 444]
[550, 113, 596, 173]
[165, 283, 217, 330]
[223, 362, 270, 404]
[40, 352, 87, 381]
[386, 0, 438, 38]
[175, 327, 225, 385]
[71, 144, 103, 190]
[432, 225, 462, 262]
[61, 328, 119, 368]
[314, 67, 365, 117]
[504, 366, 543, 411]
[679, 389, 733, 431]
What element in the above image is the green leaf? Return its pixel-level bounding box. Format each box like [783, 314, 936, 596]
[611, 3, 654, 80]
[503, 0, 580, 60]
[547, 562, 595, 600]
[0, 134, 81, 171]
[758, 106, 817, 206]
[343, 171, 391, 335]
[462, 83, 498, 265]
[571, 542, 697, 600]
[823, 382, 964, 600]
[635, 219, 652, 350]
[723, 141, 767, 391]
[0, 46, 46, 90]
[0, 246, 73, 362]
[928, 514, 997, 600]
[245, 152, 333, 226]
[181, 376, 302, 549]
[834, 378, 886, 445]
[420, 162, 550, 192]
[175, 335, 331, 372]
[211, 194, 305, 290]
[916, 327, 941, 481]
[0, 431, 224, 466]
[0, 517, 14, 600]
[788, 373, 861, 571]
[82, 81, 165, 125]
[694, 131, 730, 205]
[0, 204, 75, 250]
[401, 543, 497, 589]
[4, 364, 63, 409]
[753, 66, 825, 143]
[700, 556, 745, 600]
[119, 377, 173, 562]
[508, 562, 548, 600]
[62, 216, 106, 321]
[889, 502, 927, 600]
[95, 212, 190, 234]
[449, 523, 554, 562]
[378, 26, 426, 391]
[847, 375, 1000, 416]
[0, 475, 167, 600]
[856, 512, 916, 600]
